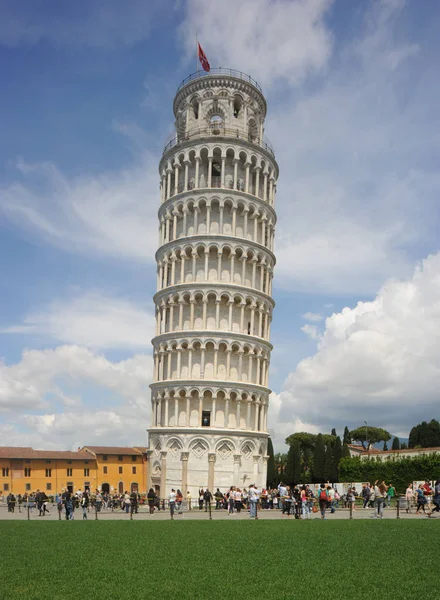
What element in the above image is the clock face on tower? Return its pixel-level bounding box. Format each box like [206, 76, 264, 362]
[148, 69, 278, 497]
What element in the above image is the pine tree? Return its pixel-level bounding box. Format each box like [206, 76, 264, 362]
[401, 442, 408, 449]
[267, 437, 276, 485]
[331, 428, 337, 437]
[312, 434, 326, 482]
[343, 426, 351, 445]
[383, 441, 388, 451]
[391, 437, 400, 450]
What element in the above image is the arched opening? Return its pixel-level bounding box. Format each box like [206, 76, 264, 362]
[233, 95, 243, 118]
[210, 114, 223, 134]
[101, 482, 110, 494]
[131, 482, 138, 493]
[118, 481, 124, 494]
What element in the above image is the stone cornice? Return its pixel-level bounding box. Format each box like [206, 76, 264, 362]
[150, 379, 271, 396]
[148, 426, 269, 438]
[158, 188, 277, 224]
[155, 233, 276, 265]
[151, 329, 273, 351]
[153, 281, 275, 308]
[160, 135, 278, 177]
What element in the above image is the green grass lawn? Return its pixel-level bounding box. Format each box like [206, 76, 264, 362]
[2, 520, 438, 599]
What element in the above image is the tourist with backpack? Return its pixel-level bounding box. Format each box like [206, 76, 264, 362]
[318, 484, 329, 519]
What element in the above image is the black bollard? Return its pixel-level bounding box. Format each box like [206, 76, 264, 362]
[396, 498, 400, 519]
[27, 504, 30, 521]
[349, 502, 353, 520]
[209, 500, 212, 520]
[95, 504, 98, 521]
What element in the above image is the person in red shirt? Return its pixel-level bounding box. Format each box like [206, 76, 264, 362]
[422, 481, 433, 511]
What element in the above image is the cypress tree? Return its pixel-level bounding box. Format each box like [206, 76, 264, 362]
[285, 441, 301, 485]
[342, 443, 351, 459]
[332, 436, 342, 481]
[312, 434, 326, 482]
[331, 428, 337, 437]
[392, 437, 400, 450]
[383, 441, 388, 451]
[343, 426, 351, 445]
[267, 437, 276, 486]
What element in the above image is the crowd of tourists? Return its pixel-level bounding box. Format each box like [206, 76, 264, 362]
[3, 479, 439, 519]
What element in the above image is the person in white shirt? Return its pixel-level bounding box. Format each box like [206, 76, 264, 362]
[248, 484, 259, 519]
[169, 489, 176, 518]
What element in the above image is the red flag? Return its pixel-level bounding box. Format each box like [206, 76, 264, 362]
[198, 42, 210, 72]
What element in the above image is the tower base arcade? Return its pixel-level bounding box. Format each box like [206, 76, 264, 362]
[148, 430, 268, 497]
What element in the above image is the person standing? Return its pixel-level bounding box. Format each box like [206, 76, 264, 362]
[186, 490, 192, 511]
[81, 492, 89, 520]
[362, 484, 371, 509]
[318, 484, 329, 519]
[248, 484, 259, 519]
[431, 480, 440, 515]
[228, 487, 235, 515]
[130, 489, 138, 515]
[147, 488, 156, 514]
[416, 484, 428, 515]
[123, 491, 131, 514]
[235, 488, 242, 513]
[198, 489, 204, 510]
[405, 484, 414, 514]
[387, 483, 396, 507]
[204, 488, 212, 512]
[169, 488, 176, 518]
[422, 481, 433, 512]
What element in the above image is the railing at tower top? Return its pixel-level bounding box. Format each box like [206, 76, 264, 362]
[163, 124, 275, 157]
[176, 68, 264, 95]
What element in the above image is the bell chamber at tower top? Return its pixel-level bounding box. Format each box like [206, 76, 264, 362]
[159, 69, 278, 206]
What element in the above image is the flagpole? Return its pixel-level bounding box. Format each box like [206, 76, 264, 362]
[196, 33, 198, 75]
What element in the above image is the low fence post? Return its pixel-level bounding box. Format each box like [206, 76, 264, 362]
[209, 500, 212, 520]
[95, 504, 98, 521]
[27, 504, 30, 521]
[349, 502, 353, 520]
[396, 498, 400, 519]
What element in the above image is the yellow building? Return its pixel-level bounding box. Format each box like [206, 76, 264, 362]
[0, 447, 97, 496]
[80, 446, 147, 494]
[0, 446, 147, 496]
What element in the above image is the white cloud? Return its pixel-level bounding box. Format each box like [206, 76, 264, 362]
[0, 0, 160, 48]
[180, 0, 334, 86]
[302, 312, 323, 322]
[277, 252, 440, 436]
[0, 345, 153, 447]
[3, 291, 155, 350]
[269, 0, 440, 295]
[0, 150, 159, 263]
[300, 324, 321, 340]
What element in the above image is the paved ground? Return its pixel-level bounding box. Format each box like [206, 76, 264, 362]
[0, 504, 436, 521]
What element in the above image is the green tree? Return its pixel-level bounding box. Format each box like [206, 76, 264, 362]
[312, 434, 326, 482]
[285, 441, 301, 485]
[401, 442, 408, 449]
[391, 437, 401, 450]
[408, 419, 440, 448]
[331, 436, 343, 481]
[383, 441, 388, 451]
[343, 426, 351, 445]
[342, 443, 351, 458]
[331, 428, 337, 437]
[267, 437, 276, 485]
[350, 426, 391, 450]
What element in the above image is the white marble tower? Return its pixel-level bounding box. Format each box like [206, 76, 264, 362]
[147, 68, 278, 497]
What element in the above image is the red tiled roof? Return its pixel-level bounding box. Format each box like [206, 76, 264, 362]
[81, 446, 145, 456]
[348, 444, 440, 455]
[0, 447, 88, 460]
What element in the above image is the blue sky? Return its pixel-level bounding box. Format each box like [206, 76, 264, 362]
[1, 0, 440, 451]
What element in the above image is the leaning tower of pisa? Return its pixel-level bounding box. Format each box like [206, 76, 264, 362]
[147, 68, 278, 498]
